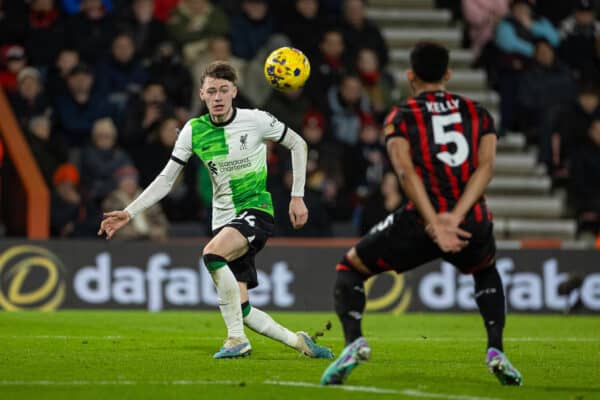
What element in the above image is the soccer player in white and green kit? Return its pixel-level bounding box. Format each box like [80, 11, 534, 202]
[99, 61, 333, 360]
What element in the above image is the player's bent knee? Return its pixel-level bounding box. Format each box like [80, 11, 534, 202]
[335, 247, 371, 275]
[203, 253, 228, 272]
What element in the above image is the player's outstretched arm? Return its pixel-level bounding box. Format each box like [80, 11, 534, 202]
[387, 136, 471, 253]
[451, 134, 497, 220]
[99, 122, 193, 240]
[98, 159, 184, 239]
[278, 128, 309, 229]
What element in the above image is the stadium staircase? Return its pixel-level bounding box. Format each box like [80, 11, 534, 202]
[368, 0, 578, 241]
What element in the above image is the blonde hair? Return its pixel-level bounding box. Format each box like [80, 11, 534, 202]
[92, 118, 117, 139]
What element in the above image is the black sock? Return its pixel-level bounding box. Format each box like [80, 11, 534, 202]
[334, 267, 367, 345]
[473, 263, 505, 351]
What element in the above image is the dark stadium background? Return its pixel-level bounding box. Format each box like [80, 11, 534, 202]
[0, 0, 599, 310]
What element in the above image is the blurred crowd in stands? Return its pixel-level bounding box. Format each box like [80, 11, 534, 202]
[459, 0, 600, 237]
[0, 0, 598, 239]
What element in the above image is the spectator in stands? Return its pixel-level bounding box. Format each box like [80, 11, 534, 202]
[340, 0, 388, 67]
[137, 117, 200, 221]
[96, 32, 148, 111]
[46, 48, 80, 98]
[121, 81, 173, 154]
[8, 67, 51, 129]
[148, 41, 194, 123]
[153, 0, 179, 22]
[461, 0, 508, 58]
[80, 117, 131, 202]
[166, 0, 229, 64]
[356, 47, 395, 121]
[26, 115, 68, 186]
[54, 63, 112, 146]
[494, 0, 560, 134]
[327, 73, 373, 146]
[560, 0, 600, 82]
[273, 169, 333, 237]
[0, 1, 27, 47]
[358, 170, 402, 235]
[306, 29, 348, 110]
[570, 118, 600, 235]
[61, 0, 113, 15]
[551, 83, 600, 179]
[343, 123, 386, 199]
[236, 35, 294, 107]
[50, 163, 100, 237]
[67, 0, 115, 64]
[102, 164, 169, 240]
[191, 37, 246, 104]
[533, 0, 575, 27]
[137, 117, 179, 185]
[116, 0, 167, 62]
[25, 0, 66, 67]
[263, 88, 311, 133]
[517, 39, 576, 149]
[281, 0, 328, 58]
[230, 0, 274, 61]
[0, 45, 27, 93]
[302, 110, 345, 193]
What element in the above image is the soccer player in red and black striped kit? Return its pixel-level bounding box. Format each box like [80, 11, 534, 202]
[321, 42, 523, 386]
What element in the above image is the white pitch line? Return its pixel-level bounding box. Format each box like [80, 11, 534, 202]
[0, 379, 502, 400]
[265, 380, 502, 400]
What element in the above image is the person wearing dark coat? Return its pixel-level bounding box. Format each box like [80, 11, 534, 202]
[517, 39, 576, 156]
[305, 29, 349, 112]
[46, 48, 80, 99]
[550, 84, 600, 178]
[95, 32, 148, 111]
[53, 63, 112, 146]
[230, 0, 275, 61]
[80, 117, 132, 202]
[25, 0, 66, 67]
[570, 118, 600, 234]
[263, 88, 312, 133]
[26, 115, 68, 187]
[8, 67, 51, 129]
[280, 0, 329, 58]
[50, 163, 101, 237]
[120, 81, 173, 157]
[559, 0, 600, 82]
[147, 41, 193, 111]
[136, 117, 201, 221]
[115, 0, 167, 61]
[66, 0, 115, 64]
[340, 0, 389, 67]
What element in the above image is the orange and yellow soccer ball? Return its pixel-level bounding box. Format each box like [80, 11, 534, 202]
[264, 47, 311, 92]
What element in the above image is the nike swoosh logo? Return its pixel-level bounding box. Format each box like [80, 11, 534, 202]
[247, 235, 256, 243]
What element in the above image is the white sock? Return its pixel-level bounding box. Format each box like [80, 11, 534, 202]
[210, 266, 246, 339]
[243, 306, 298, 348]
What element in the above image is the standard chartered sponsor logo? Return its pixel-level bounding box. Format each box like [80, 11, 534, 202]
[217, 157, 252, 172]
[418, 258, 600, 311]
[73, 253, 295, 311]
[0, 245, 66, 311]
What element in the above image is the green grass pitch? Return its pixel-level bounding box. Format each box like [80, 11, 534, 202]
[1, 311, 598, 400]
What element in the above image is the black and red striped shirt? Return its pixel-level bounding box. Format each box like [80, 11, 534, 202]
[384, 90, 496, 222]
